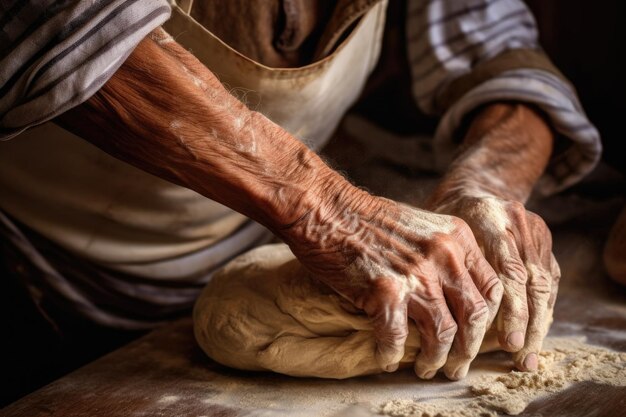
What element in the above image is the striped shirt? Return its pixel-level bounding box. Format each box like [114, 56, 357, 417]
[0, 0, 171, 140]
[406, 0, 601, 194]
[0, 0, 601, 192]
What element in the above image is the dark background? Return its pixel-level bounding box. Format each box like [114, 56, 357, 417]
[526, 0, 625, 174]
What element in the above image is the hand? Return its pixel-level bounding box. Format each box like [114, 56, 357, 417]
[430, 194, 560, 371]
[280, 181, 503, 380]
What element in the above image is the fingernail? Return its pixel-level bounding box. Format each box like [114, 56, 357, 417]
[422, 369, 436, 379]
[453, 364, 470, 381]
[385, 363, 399, 373]
[523, 353, 538, 371]
[507, 331, 524, 349]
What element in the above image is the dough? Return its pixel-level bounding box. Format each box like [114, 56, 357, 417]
[193, 244, 498, 379]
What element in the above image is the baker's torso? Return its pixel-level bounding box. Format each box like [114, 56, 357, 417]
[0, 0, 387, 326]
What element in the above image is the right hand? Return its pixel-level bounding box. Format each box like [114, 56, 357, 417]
[280, 182, 503, 380]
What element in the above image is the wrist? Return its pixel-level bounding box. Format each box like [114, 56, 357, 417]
[246, 117, 363, 237]
[274, 162, 373, 250]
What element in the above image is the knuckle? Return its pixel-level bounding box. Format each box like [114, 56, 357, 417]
[480, 271, 503, 295]
[551, 269, 561, 287]
[500, 259, 528, 285]
[465, 196, 491, 216]
[415, 281, 440, 301]
[529, 275, 552, 300]
[365, 295, 406, 323]
[378, 326, 409, 346]
[488, 278, 504, 300]
[370, 277, 403, 302]
[527, 212, 553, 249]
[526, 210, 546, 229]
[452, 217, 474, 238]
[432, 236, 461, 261]
[549, 256, 561, 289]
[507, 303, 530, 323]
[508, 201, 526, 218]
[435, 322, 458, 345]
[467, 304, 489, 326]
[551, 268, 561, 287]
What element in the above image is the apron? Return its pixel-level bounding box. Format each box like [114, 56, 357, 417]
[0, 0, 387, 328]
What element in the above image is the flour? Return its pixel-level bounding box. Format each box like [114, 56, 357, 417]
[194, 244, 625, 416]
[376, 338, 626, 417]
[397, 204, 457, 237]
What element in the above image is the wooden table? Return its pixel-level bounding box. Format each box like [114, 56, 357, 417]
[2, 121, 625, 417]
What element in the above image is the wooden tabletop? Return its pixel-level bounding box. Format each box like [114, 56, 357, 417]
[2, 232, 625, 417]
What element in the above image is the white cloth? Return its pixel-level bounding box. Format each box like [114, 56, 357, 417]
[0, 0, 388, 328]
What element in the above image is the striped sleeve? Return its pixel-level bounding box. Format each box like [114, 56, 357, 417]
[406, 0, 602, 195]
[0, 0, 171, 141]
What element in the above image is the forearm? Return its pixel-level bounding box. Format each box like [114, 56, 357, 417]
[55, 31, 345, 233]
[427, 103, 554, 207]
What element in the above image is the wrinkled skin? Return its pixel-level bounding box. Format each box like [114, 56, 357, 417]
[431, 195, 560, 371]
[281, 186, 503, 380]
[426, 103, 561, 372]
[59, 33, 558, 380]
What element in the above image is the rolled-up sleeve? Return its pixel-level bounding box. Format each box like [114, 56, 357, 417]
[406, 0, 602, 195]
[0, 0, 171, 141]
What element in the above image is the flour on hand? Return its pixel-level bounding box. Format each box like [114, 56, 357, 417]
[193, 244, 495, 379]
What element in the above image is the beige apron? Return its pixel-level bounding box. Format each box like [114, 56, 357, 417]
[0, 1, 387, 283]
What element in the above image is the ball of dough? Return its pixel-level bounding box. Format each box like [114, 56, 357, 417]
[193, 244, 497, 379]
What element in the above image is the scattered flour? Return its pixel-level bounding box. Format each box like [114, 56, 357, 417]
[194, 244, 625, 416]
[376, 338, 626, 417]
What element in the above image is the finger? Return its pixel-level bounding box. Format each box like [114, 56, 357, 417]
[532, 216, 560, 312]
[512, 262, 552, 371]
[456, 222, 503, 327]
[511, 214, 558, 371]
[442, 268, 490, 380]
[539, 254, 560, 338]
[543, 254, 561, 340]
[548, 253, 561, 310]
[409, 286, 457, 379]
[369, 299, 409, 373]
[466, 251, 503, 329]
[492, 241, 530, 352]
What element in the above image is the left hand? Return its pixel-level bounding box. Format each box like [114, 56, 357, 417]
[429, 193, 560, 371]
